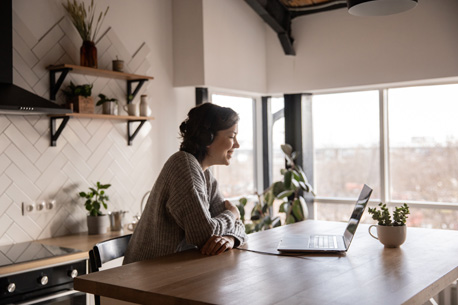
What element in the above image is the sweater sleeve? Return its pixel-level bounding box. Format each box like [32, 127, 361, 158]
[165, 153, 239, 248]
[207, 171, 248, 247]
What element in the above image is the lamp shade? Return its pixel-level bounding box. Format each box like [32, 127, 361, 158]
[347, 0, 418, 16]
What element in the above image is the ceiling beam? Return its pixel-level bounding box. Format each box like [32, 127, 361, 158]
[245, 0, 295, 55]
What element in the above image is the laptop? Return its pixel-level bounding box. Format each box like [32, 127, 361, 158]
[277, 184, 373, 253]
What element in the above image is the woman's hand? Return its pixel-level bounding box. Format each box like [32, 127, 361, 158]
[224, 200, 240, 220]
[201, 235, 235, 255]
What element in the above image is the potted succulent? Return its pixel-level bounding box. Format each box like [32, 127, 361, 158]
[237, 144, 315, 233]
[96, 93, 118, 115]
[368, 203, 410, 247]
[79, 181, 111, 235]
[62, 81, 94, 113]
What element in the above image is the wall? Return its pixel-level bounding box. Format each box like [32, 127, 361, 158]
[173, 0, 267, 94]
[0, 0, 178, 245]
[266, 0, 458, 93]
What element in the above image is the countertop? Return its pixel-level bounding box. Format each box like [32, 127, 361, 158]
[0, 230, 128, 275]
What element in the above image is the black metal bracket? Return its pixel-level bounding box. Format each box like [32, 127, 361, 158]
[127, 79, 147, 103]
[49, 68, 72, 100]
[127, 120, 146, 145]
[50, 116, 70, 146]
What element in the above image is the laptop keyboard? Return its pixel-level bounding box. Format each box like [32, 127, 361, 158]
[309, 235, 338, 249]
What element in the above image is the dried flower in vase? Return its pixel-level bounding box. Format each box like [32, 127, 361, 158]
[62, 0, 109, 42]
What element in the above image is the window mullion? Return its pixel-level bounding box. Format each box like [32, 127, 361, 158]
[379, 89, 390, 204]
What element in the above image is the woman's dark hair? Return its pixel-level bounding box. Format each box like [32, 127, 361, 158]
[179, 103, 239, 162]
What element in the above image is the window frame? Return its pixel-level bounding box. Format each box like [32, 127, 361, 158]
[311, 85, 458, 211]
[208, 89, 263, 199]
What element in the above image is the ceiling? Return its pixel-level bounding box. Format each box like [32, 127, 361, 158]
[245, 0, 347, 55]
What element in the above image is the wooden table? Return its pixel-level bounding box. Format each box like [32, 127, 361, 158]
[73, 220, 458, 305]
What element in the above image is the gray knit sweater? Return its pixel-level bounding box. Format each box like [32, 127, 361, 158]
[123, 151, 247, 264]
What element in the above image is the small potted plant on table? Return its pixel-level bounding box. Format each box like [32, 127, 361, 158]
[79, 181, 111, 235]
[96, 93, 118, 115]
[368, 203, 410, 248]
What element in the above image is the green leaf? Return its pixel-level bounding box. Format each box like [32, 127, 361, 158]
[283, 170, 293, 189]
[239, 197, 247, 206]
[286, 214, 295, 224]
[272, 181, 286, 197]
[277, 190, 294, 199]
[292, 199, 304, 220]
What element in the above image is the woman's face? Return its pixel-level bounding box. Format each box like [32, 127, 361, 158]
[203, 124, 239, 169]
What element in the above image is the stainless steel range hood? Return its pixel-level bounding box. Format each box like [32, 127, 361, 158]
[0, 0, 71, 115]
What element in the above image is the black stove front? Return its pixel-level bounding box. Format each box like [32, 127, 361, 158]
[0, 242, 87, 305]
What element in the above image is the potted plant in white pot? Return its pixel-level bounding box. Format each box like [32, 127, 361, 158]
[79, 181, 111, 235]
[368, 203, 410, 248]
[96, 93, 118, 115]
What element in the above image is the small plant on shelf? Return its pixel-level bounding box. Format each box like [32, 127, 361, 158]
[368, 203, 410, 226]
[79, 181, 111, 217]
[63, 81, 93, 98]
[96, 93, 117, 105]
[96, 93, 118, 115]
[62, 81, 94, 113]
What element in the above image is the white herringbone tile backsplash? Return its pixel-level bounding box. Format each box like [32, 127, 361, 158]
[0, 11, 156, 245]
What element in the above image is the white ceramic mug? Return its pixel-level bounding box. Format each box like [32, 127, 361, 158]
[123, 103, 139, 116]
[127, 222, 137, 231]
[369, 225, 407, 248]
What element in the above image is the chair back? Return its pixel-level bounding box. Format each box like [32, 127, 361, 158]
[89, 234, 132, 273]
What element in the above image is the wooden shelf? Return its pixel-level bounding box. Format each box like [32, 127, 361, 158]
[48, 113, 154, 121]
[47, 64, 154, 81]
[46, 64, 155, 146]
[48, 113, 154, 146]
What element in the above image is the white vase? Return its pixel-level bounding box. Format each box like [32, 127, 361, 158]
[87, 215, 109, 235]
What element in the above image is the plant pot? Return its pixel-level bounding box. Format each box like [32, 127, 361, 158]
[102, 101, 117, 115]
[80, 40, 97, 68]
[68, 96, 94, 113]
[87, 215, 109, 235]
[368, 225, 407, 248]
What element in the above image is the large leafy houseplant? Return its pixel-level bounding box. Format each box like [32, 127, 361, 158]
[238, 144, 315, 233]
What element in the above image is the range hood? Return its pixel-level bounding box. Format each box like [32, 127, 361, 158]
[0, 0, 70, 115]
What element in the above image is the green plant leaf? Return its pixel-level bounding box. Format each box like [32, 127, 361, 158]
[272, 181, 285, 197]
[277, 190, 294, 199]
[292, 199, 304, 220]
[286, 214, 295, 224]
[283, 170, 293, 189]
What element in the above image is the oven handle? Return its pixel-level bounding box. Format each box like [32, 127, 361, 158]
[14, 289, 83, 305]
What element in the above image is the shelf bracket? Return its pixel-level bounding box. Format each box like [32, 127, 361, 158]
[127, 79, 147, 103]
[127, 120, 146, 145]
[49, 68, 72, 100]
[50, 116, 70, 146]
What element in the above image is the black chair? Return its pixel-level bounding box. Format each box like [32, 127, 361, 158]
[88, 234, 132, 305]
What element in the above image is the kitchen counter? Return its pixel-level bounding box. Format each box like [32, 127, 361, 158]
[0, 230, 129, 275]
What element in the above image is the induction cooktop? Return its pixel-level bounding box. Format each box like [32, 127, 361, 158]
[0, 241, 82, 267]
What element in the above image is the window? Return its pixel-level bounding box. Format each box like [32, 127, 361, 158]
[388, 84, 458, 203]
[312, 91, 381, 199]
[211, 94, 256, 198]
[312, 84, 458, 230]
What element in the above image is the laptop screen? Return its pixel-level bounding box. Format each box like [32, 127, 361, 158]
[343, 184, 373, 248]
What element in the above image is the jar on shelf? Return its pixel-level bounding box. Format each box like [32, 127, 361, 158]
[140, 95, 151, 117]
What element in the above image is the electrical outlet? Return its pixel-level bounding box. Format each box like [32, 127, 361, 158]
[22, 200, 57, 216]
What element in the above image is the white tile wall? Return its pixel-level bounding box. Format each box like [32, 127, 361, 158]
[0, 12, 156, 246]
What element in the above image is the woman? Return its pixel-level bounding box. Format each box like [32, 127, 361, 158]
[123, 103, 247, 264]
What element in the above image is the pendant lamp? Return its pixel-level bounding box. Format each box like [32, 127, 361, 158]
[347, 0, 418, 16]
